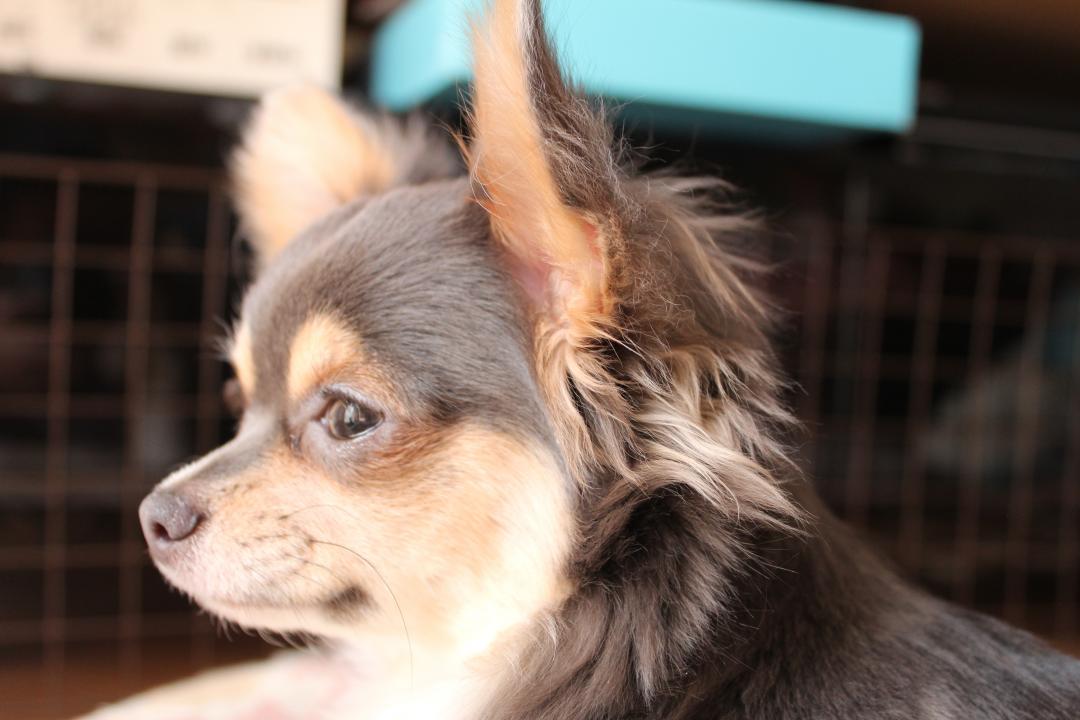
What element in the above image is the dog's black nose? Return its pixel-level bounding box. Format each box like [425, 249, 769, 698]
[139, 491, 205, 557]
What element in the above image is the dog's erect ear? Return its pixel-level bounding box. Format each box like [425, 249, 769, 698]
[232, 86, 455, 267]
[468, 0, 625, 336]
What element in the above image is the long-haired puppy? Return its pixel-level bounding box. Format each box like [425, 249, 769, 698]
[84, 1, 1080, 718]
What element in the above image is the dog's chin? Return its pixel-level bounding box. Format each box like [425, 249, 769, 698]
[156, 563, 370, 638]
[197, 591, 371, 640]
[202, 597, 324, 634]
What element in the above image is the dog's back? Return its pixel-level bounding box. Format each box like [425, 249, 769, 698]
[703, 517, 1080, 719]
[737, 609, 1080, 720]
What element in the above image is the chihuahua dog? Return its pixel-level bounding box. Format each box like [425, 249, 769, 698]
[83, 1, 1080, 718]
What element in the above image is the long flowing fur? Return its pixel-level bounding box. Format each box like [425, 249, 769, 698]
[463, 4, 809, 711]
[466, 0, 800, 526]
[473, 170, 810, 720]
[462, 2, 1080, 719]
[465, 4, 810, 715]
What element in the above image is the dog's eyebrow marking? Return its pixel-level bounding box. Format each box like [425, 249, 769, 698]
[287, 314, 366, 403]
[229, 322, 257, 398]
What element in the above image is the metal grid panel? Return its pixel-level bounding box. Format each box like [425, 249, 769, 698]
[792, 211, 1080, 642]
[0, 155, 261, 719]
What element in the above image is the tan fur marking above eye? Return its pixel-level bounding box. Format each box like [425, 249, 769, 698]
[230, 323, 256, 399]
[287, 314, 366, 403]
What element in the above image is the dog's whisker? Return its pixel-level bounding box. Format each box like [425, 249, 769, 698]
[309, 538, 414, 691]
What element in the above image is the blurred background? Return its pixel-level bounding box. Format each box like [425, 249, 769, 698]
[0, 1, 1077, 718]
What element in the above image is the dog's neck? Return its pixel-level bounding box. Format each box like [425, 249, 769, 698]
[327, 630, 514, 720]
[468, 482, 913, 720]
[321, 469, 910, 720]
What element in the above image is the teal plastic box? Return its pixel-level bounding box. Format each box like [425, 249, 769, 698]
[371, 0, 921, 137]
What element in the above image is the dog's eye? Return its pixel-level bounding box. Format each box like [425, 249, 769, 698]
[322, 398, 380, 440]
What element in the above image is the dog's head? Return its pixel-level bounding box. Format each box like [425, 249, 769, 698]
[139, 0, 797, 681]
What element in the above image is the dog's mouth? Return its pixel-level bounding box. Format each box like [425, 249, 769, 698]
[152, 544, 372, 622]
[197, 584, 372, 629]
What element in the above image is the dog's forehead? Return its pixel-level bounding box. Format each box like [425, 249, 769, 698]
[244, 178, 475, 320]
[234, 178, 540, 426]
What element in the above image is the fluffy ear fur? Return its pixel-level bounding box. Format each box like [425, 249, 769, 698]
[467, 0, 626, 333]
[232, 85, 456, 266]
[468, 0, 636, 477]
[467, 0, 800, 527]
[463, 5, 808, 715]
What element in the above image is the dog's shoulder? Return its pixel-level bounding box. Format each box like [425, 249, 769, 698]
[696, 525, 1080, 720]
[735, 598, 1080, 720]
[915, 605, 1080, 719]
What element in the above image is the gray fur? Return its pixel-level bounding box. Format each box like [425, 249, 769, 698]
[241, 181, 555, 448]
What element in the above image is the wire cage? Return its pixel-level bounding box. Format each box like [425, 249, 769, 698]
[787, 157, 1080, 640]
[0, 122, 1078, 718]
[0, 154, 264, 719]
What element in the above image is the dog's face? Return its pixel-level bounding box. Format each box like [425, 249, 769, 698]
[137, 0, 796, 686]
[138, 0, 606, 670]
[142, 178, 573, 660]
